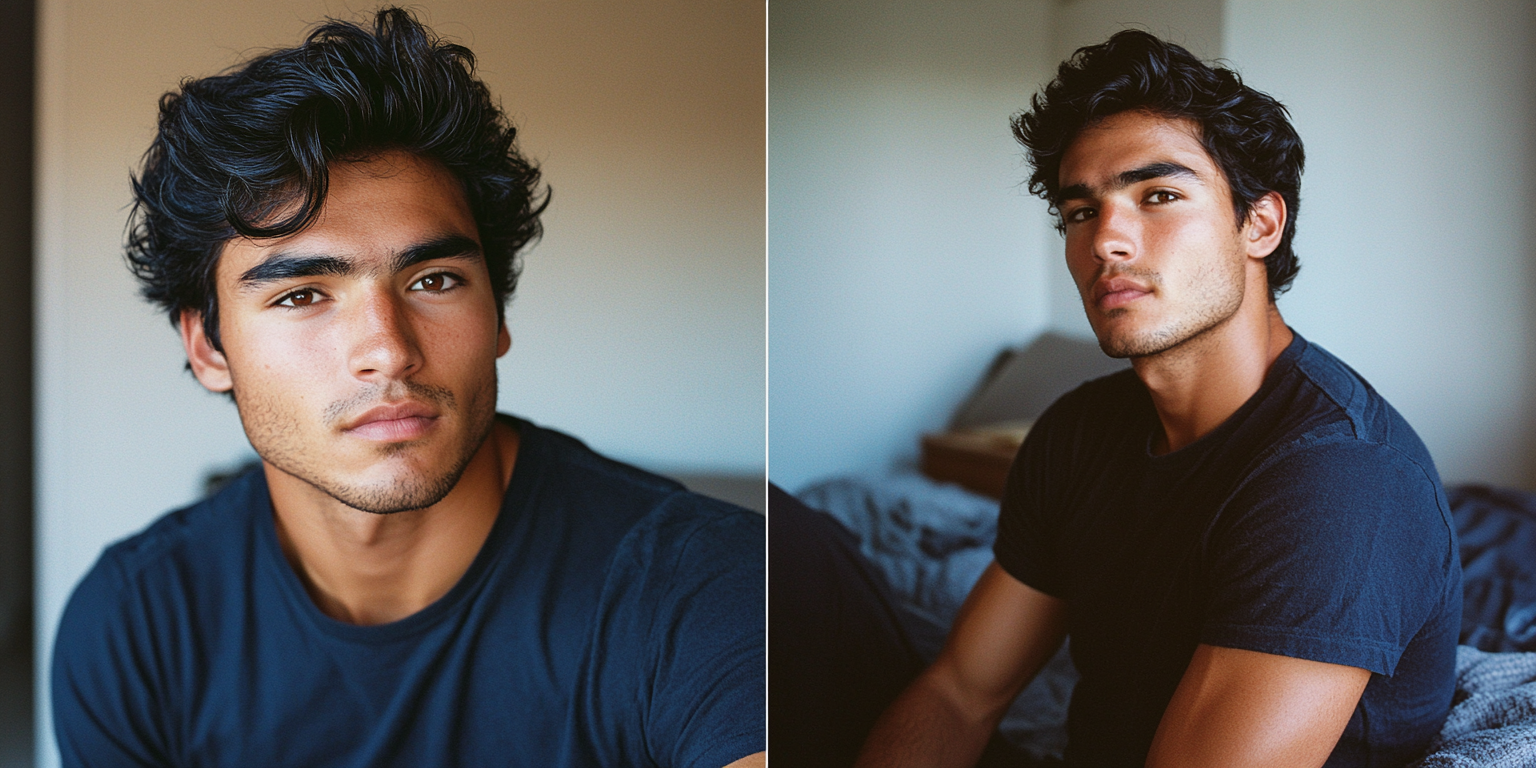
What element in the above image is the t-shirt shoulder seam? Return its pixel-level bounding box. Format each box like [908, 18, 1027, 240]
[92, 513, 202, 600]
[1291, 345, 1363, 436]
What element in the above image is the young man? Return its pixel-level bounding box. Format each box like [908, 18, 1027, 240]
[51, 10, 764, 768]
[856, 32, 1459, 768]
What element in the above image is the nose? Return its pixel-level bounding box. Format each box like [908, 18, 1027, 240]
[346, 288, 423, 382]
[1090, 202, 1137, 263]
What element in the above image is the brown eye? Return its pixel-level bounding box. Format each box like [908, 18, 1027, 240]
[411, 273, 461, 292]
[278, 290, 316, 308]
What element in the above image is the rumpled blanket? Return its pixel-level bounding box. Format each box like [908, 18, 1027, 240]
[1413, 646, 1536, 767]
[798, 471, 998, 658]
[1451, 485, 1536, 652]
[798, 472, 1075, 760]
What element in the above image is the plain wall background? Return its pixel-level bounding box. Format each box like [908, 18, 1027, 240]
[35, 1, 764, 763]
[770, 0, 1536, 495]
[769, 0, 1056, 490]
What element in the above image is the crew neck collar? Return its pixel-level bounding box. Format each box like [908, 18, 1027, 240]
[1143, 330, 1307, 463]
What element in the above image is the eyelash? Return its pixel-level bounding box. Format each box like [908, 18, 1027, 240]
[1062, 190, 1181, 223]
[410, 271, 464, 293]
[269, 271, 466, 310]
[273, 288, 325, 310]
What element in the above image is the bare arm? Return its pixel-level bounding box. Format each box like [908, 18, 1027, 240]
[855, 562, 1067, 768]
[1146, 644, 1372, 768]
[723, 751, 764, 768]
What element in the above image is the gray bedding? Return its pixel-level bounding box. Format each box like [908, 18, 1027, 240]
[1413, 647, 1536, 767]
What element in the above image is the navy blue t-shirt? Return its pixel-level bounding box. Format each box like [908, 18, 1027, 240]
[53, 416, 765, 768]
[994, 333, 1460, 768]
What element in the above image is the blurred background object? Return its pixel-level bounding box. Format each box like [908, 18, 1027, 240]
[0, 0, 31, 762]
[30, 2, 764, 766]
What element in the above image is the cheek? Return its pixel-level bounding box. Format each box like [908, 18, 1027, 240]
[1063, 235, 1096, 286]
[225, 323, 337, 404]
[420, 302, 501, 361]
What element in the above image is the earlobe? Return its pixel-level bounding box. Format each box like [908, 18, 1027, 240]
[178, 310, 234, 393]
[497, 321, 511, 357]
[1245, 192, 1286, 260]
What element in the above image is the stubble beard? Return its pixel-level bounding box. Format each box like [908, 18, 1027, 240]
[1089, 257, 1245, 360]
[234, 368, 500, 515]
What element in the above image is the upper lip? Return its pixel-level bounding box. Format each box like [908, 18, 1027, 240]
[343, 401, 440, 431]
[1093, 276, 1153, 304]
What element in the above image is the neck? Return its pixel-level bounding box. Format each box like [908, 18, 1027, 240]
[266, 419, 519, 625]
[1133, 287, 1292, 455]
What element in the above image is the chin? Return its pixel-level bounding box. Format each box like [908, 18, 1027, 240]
[337, 476, 462, 515]
[258, 428, 485, 515]
[313, 459, 470, 515]
[1092, 319, 1186, 359]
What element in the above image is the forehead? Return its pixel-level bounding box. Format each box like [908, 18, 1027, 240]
[217, 151, 479, 279]
[1058, 110, 1218, 191]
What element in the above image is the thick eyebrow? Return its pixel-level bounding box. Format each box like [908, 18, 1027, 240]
[389, 234, 483, 274]
[1056, 162, 1202, 204]
[236, 234, 483, 291]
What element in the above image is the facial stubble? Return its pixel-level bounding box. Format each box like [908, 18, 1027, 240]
[1088, 252, 1246, 360]
[234, 368, 500, 515]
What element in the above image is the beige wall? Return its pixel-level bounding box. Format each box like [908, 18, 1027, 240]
[35, 2, 764, 762]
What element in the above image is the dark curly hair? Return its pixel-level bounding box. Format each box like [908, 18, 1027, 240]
[126, 7, 548, 351]
[1013, 30, 1305, 299]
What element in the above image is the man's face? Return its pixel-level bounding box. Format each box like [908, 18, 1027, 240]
[188, 150, 509, 514]
[1057, 110, 1257, 359]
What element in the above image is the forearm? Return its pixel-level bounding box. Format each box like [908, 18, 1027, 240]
[854, 668, 1004, 768]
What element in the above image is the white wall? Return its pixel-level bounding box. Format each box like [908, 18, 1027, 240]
[35, 1, 763, 763]
[1224, 0, 1536, 488]
[769, 0, 1056, 491]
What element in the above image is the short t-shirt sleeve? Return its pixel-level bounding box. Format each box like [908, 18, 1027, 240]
[587, 495, 764, 768]
[52, 553, 171, 768]
[1201, 437, 1458, 675]
[994, 392, 1079, 598]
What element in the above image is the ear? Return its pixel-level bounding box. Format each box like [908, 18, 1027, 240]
[1243, 191, 1287, 260]
[178, 310, 234, 393]
[496, 320, 511, 358]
